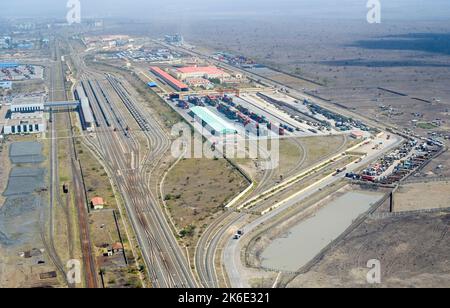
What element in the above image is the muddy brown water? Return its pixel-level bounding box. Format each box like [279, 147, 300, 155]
[260, 190, 384, 272]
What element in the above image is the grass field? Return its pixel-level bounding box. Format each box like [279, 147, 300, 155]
[416, 122, 439, 130]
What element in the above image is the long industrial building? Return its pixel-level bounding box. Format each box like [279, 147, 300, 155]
[0, 81, 12, 89]
[190, 106, 237, 135]
[150, 66, 189, 92]
[75, 86, 95, 131]
[1, 96, 46, 135]
[0, 62, 19, 69]
[175, 66, 230, 81]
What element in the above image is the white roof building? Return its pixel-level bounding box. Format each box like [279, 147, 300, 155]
[1, 95, 46, 135]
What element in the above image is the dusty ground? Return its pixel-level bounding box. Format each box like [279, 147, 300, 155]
[0, 138, 10, 206]
[164, 158, 247, 238]
[179, 18, 450, 141]
[90, 210, 143, 288]
[394, 181, 450, 212]
[285, 211, 450, 288]
[0, 138, 66, 288]
[76, 141, 117, 210]
[420, 146, 450, 178]
[10, 80, 46, 95]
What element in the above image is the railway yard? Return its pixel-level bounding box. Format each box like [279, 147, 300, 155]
[0, 19, 448, 289]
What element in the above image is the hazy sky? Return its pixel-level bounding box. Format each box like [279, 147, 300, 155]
[0, 0, 449, 21]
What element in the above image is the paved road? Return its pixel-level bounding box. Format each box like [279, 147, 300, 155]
[223, 134, 403, 287]
[125, 41, 413, 288]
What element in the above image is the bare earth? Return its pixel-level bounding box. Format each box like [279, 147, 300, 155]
[286, 211, 450, 288]
[394, 181, 450, 212]
[164, 158, 248, 238]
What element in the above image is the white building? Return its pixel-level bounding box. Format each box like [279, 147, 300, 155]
[2, 118, 46, 134]
[0, 81, 12, 89]
[1, 96, 47, 135]
[10, 96, 44, 113]
[76, 86, 94, 132]
[174, 66, 231, 81]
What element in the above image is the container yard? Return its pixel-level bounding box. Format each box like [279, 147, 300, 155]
[212, 52, 263, 69]
[255, 92, 370, 133]
[160, 87, 360, 142]
[166, 93, 323, 139]
[345, 138, 444, 184]
[116, 48, 183, 63]
[0, 63, 44, 81]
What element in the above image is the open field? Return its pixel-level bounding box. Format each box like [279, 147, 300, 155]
[163, 157, 248, 245]
[394, 181, 450, 212]
[90, 210, 143, 288]
[285, 210, 450, 288]
[10, 80, 46, 95]
[179, 18, 450, 141]
[0, 138, 66, 288]
[420, 146, 450, 178]
[75, 141, 117, 209]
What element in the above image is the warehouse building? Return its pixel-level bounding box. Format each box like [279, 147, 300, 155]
[0, 62, 19, 69]
[150, 66, 189, 92]
[185, 78, 214, 89]
[2, 118, 45, 134]
[190, 106, 237, 135]
[175, 66, 230, 81]
[0, 81, 12, 89]
[1, 96, 46, 135]
[350, 131, 365, 139]
[10, 96, 44, 112]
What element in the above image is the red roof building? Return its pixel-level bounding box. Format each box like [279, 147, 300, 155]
[91, 197, 105, 209]
[175, 66, 230, 80]
[150, 66, 189, 92]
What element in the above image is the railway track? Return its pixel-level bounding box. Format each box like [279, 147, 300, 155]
[194, 126, 348, 287]
[40, 40, 78, 287]
[110, 75, 198, 288]
[105, 74, 152, 131]
[195, 141, 283, 287]
[54, 39, 98, 288]
[79, 70, 197, 288]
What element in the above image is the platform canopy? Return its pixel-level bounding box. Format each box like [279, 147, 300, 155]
[190, 106, 237, 135]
